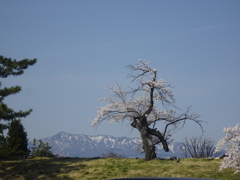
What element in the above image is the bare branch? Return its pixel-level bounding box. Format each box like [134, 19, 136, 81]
[180, 136, 218, 158]
[92, 60, 204, 161]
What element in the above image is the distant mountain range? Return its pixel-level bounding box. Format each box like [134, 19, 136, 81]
[28, 132, 222, 158]
[28, 131, 183, 158]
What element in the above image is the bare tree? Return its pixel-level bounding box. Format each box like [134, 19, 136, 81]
[92, 60, 204, 161]
[180, 136, 218, 158]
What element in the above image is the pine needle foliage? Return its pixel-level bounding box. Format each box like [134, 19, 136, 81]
[0, 55, 37, 155]
[31, 139, 55, 157]
[0, 55, 37, 123]
[4, 120, 30, 157]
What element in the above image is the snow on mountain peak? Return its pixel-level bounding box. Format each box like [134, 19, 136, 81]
[30, 131, 185, 158]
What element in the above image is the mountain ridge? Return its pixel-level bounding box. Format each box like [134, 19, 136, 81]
[28, 131, 205, 158]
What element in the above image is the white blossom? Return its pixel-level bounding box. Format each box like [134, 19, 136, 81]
[214, 123, 240, 174]
[92, 60, 203, 158]
[91, 60, 176, 128]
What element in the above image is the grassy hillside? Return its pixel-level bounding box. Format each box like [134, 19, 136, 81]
[0, 157, 239, 180]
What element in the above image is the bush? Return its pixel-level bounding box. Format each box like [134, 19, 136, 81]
[179, 136, 219, 158]
[101, 151, 124, 158]
[30, 139, 56, 157]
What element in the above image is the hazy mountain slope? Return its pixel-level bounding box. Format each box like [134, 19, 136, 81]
[28, 132, 222, 158]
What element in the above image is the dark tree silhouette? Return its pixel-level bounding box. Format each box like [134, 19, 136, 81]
[0, 55, 37, 155]
[4, 120, 30, 157]
[30, 139, 55, 157]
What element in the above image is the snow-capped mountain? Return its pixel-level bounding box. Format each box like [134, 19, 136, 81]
[28, 131, 184, 158]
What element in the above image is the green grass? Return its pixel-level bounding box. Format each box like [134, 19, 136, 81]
[0, 157, 239, 180]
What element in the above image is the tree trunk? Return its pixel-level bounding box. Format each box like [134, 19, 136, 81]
[131, 117, 159, 161]
[139, 125, 156, 161]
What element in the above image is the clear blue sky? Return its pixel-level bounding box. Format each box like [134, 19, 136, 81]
[1, 0, 239, 143]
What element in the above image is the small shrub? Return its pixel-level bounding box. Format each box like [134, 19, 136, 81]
[30, 139, 56, 157]
[101, 151, 124, 158]
[179, 136, 219, 158]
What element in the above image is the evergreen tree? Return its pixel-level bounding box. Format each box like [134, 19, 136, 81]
[0, 55, 37, 152]
[35, 139, 54, 157]
[31, 138, 37, 157]
[5, 120, 30, 157]
[30, 139, 55, 157]
[0, 55, 37, 121]
[0, 124, 7, 156]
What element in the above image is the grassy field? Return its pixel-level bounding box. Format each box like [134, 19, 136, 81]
[0, 157, 239, 180]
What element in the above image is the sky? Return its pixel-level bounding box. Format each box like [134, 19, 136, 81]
[1, 0, 240, 143]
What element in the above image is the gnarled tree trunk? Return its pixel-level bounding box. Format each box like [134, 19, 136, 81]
[92, 60, 203, 161]
[131, 116, 169, 161]
[140, 125, 156, 160]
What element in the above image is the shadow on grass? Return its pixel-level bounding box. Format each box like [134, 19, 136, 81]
[0, 157, 96, 180]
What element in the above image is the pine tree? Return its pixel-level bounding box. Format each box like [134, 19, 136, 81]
[0, 55, 37, 152]
[35, 140, 55, 157]
[30, 139, 55, 157]
[31, 138, 37, 157]
[5, 120, 30, 157]
[0, 55, 37, 121]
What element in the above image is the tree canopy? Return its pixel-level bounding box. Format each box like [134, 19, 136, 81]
[0, 55, 37, 156]
[0, 55, 37, 130]
[3, 120, 30, 157]
[0, 55, 36, 78]
[92, 60, 204, 161]
[215, 123, 240, 174]
[31, 138, 55, 157]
